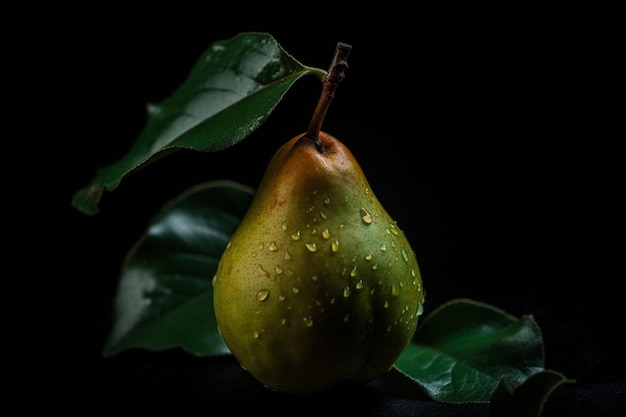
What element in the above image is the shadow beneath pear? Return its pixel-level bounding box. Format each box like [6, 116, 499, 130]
[92, 349, 487, 416]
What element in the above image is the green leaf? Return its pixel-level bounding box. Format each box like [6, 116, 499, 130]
[394, 298, 545, 403]
[103, 180, 255, 357]
[488, 369, 574, 417]
[72, 32, 325, 215]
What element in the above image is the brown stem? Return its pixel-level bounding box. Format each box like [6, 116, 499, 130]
[307, 42, 352, 151]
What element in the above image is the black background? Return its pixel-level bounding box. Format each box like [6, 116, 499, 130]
[36, 7, 623, 416]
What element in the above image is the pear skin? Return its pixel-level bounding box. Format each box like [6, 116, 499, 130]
[213, 131, 425, 395]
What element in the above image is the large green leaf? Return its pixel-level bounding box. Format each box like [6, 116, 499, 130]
[73, 32, 325, 215]
[393, 298, 545, 403]
[103, 180, 255, 357]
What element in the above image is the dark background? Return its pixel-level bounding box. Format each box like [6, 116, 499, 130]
[40, 7, 622, 416]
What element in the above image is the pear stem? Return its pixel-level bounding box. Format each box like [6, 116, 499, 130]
[307, 42, 352, 151]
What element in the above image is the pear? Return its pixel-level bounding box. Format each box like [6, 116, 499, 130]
[212, 43, 425, 395]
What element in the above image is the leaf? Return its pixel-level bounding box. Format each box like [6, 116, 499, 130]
[103, 180, 255, 357]
[72, 32, 325, 215]
[394, 298, 545, 403]
[488, 369, 574, 417]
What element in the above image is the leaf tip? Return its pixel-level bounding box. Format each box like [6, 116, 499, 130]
[71, 183, 105, 215]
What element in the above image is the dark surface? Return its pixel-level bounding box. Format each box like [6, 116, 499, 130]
[43, 9, 622, 416]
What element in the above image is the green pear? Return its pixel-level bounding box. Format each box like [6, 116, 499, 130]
[212, 43, 425, 395]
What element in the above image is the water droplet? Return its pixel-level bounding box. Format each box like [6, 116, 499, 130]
[341, 267, 347, 276]
[331, 240, 340, 252]
[350, 266, 358, 277]
[211, 275, 217, 287]
[343, 286, 351, 297]
[380, 243, 387, 252]
[275, 266, 283, 274]
[389, 223, 399, 235]
[401, 249, 409, 262]
[305, 243, 318, 252]
[278, 295, 286, 301]
[372, 264, 378, 270]
[258, 243, 264, 250]
[311, 229, 318, 235]
[281, 318, 287, 325]
[226, 241, 231, 249]
[292, 287, 300, 294]
[256, 289, 270, 301]
[306, 206, 314, 213]
[253, 331, 260, 339]
[282, 223, 288, 231]
[364, 187, 370, 195]
[364, 254, 373, 261]
[322, 229, 330, 239]
[360, 208, 373, 224]
[257, 265, 269, 277]
[312, 189, 318, 195]
[291, 230, 301, 240]
[356, 280, 364, 290]
[303, 316, 314, 327]
[324, 198, 331, 205]
[285, 251, 291, 260]
[269, 242, 278, 251]
[312, 275, 318, 281]
[384, 300, 390, 308]
[391, 284, 399, 298]
[417, 301, 424, 316]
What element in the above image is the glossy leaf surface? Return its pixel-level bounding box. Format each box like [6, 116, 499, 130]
[72, 32, 325, 215]
[103, 180, 255, 356]
[394, 299, 545, 403]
